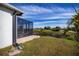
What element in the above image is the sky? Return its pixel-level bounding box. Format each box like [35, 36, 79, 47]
[11, 3, 79, 28]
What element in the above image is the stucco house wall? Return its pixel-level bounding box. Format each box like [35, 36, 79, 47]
[0, 10, 13, 48]
[0, 4, 23, 49]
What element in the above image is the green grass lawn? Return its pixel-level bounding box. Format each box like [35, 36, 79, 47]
[18, 36, 79, 56]
[0, 36, 79, 56]
[0, 46, 11, 56]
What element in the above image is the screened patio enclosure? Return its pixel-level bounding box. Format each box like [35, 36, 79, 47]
[17, 17, 33, 38]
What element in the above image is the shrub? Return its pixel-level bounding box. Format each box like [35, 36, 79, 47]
[39, 30, 53, 36]
[33, 29, 53, 36]
[66, 31, 76, 40]
[52, 26, 61, 31]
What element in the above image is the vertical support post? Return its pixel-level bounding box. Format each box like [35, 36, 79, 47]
[12, 12, 17, 46]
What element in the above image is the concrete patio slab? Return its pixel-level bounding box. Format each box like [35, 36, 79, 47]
[17, 35, 40, 44]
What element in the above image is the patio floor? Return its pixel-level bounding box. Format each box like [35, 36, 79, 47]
[17, 35, 40, 44]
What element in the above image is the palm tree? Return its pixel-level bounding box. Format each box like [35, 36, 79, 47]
[64, 10, 79, 41]
[72, 13, 79, 41]
[63, 4, 79, 41]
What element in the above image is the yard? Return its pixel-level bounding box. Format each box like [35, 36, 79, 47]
[0, 36, 79, 56]
[18, 36, 79, 56]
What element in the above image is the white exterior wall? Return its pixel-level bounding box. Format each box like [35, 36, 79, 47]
[0, 10, 12, 48]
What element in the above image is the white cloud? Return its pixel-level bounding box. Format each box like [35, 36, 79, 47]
[21, 12, 74, 20]
[19, 5, 53, 15]
[50, 7, 66, 12]
[37, 12, 75, 20]
[60, 12, 75, 16]
[50, 7, 74, 13]
[40, 15, 72, 20]
[34, 21, 57, 25]
[16, 4, 75, 20]
[34, 20, 67, 25]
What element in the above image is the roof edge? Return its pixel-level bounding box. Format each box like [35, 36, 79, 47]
[0, 3, 23, 15]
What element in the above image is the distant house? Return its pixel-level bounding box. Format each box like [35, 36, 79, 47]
[0, 3, 33, 49]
